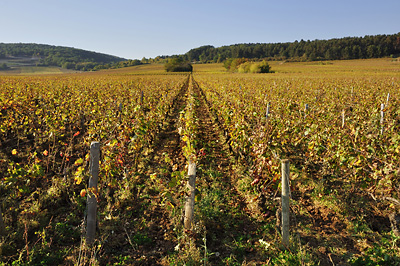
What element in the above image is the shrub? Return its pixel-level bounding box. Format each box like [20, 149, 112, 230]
[238, 62, 251, 73]
[251, 60, 271, 73]
[224, 58, 272, 73]
[257, 60, 271, 73]
[230, 58, 248, 70]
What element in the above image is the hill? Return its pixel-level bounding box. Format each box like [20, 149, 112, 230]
[0, 43, 139, 71]
[179, 32, 400, 63]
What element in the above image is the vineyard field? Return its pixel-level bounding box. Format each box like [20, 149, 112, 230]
[0, 58, 400, 265]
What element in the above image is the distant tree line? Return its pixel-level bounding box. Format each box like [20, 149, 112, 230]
[0, 43, 142, 71]
[178, 33, 400, 63]
[62, 59, 142, 71]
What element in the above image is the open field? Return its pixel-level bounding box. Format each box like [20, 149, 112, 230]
[0, 56, 41, 68]
[0, 58, 77, 76]
[0, 58, 400, 265]
[99, 63, 166, 75]
[1, 66, 77, 75]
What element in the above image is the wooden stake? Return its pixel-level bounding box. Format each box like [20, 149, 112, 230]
[380, 103, 385, 135]
[303, 104, 309, 119]
[266, 102, 270, 120]
[0, 205, 5, 235]
[342, 109, 345, 128]
[281, 159, 290, 247]
[119, 103, 123, 123]
[184, 161, 196, 230]
[86, 141, 100, 246]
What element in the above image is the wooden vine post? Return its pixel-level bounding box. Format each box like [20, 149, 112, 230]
[266, 102, 270, 120]
[341, 109, 345, 128]
[86, 141, 100, 246]
[119, 103, 123, 123]
[0, 205, 5, 235]
[380, 103, 385, 135]
[281, 159, 290, 248]
[304, 104, 309, 119]
[184, 160, 196, 230]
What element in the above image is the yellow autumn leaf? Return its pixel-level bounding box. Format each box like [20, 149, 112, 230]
[150, 173, 157, 180]
[308, 142, 315, 151]
[75, 176, 82, 185]
[354, 159, 362, 166]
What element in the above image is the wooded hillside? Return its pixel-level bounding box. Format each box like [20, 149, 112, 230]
[0, 43, 139, 71]
[182, 32, 400, 62]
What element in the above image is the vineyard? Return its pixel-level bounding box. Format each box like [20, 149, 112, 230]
[0, 59, 400, 265]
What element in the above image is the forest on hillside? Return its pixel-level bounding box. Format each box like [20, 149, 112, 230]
[179, 32, 400, 63]
[0, 43, 142, 71]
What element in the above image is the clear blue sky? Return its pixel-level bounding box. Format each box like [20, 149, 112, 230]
[1, 0, 399, 59]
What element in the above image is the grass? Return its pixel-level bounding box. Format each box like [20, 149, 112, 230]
[0, 66, 75, 75]
[191, 58, 400, 77]
[192, 63, 226, 74]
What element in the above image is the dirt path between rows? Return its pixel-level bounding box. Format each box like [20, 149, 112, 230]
[137, 76, 190, 264]
[191, 76, 268, 264]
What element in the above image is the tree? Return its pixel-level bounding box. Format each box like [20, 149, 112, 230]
[352, 45, 363, 59]
[62, 62, 76, 69]
[223, 58, 234, 70]
[164, 58, 192, 72]
[141, 57, 148, 64]
[367, 45, 377, 58]
[257, 61, 271, 73]
[199, 54, 206, 63]
[0, 63, 8, 70]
